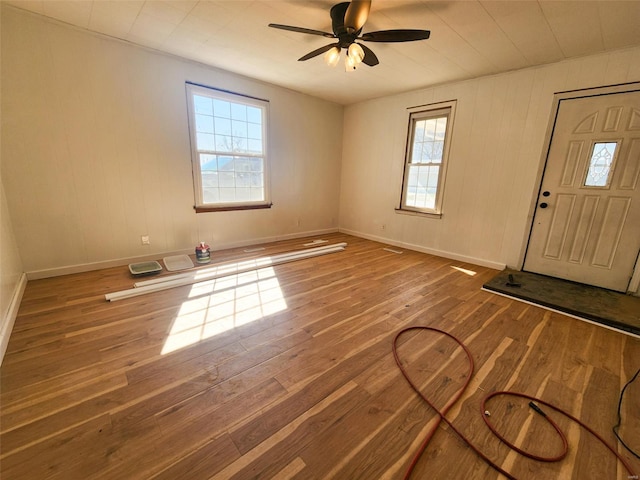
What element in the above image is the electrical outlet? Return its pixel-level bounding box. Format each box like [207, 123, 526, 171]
[141, 235, 150, 245]
[381, 224, 386, 231]
[296, 218, 301, 226]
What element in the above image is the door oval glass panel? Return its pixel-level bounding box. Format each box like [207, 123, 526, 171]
[584, 141, 618, 187]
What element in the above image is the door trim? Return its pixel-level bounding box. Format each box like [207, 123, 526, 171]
[519, 81, 640, 294]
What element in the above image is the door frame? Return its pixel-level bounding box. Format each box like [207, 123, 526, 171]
[519, 81, 640, 295]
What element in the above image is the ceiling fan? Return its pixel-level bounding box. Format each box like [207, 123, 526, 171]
[268, 0, 430, 70]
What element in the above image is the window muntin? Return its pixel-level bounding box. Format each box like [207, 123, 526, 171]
[186, 83, 270, 211]
[400, 102, 455, 215]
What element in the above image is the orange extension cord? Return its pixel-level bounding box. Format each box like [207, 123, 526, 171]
[392, 326, 638, 480]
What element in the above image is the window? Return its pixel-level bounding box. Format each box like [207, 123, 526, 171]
[584, 141, 618, 187]
[186, 83, 270, 212]
[399, 101, 456, 216]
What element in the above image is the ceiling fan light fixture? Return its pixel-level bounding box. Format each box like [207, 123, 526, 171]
[345, 53, 357, 71]
[324, 46, 341, 67]
[348, 42, 365, 64]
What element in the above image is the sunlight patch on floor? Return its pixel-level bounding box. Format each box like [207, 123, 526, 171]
[451, 266, 477, 276]
[161, 267, 287, 354]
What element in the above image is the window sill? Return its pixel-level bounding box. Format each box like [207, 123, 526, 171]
[195, 203, 273, 213]
[395, 208, 442, 219]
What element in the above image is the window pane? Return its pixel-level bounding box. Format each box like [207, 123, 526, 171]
[235, 188, 251, 201]
[435, 117, 447, 140]
[213, 99, 230, 118]
[414, 121, 426, 143]
[219, 171, 235, 187]
[248, 139, 262, 154]
[236, 173, 251, 187]
[194, 95, 213, 115]
[407, 168, 437, 209]
[214, 117, 232, 136]
[247, 123, 262, 140]
[235, 158, 252, 172]
[232, 120, 247, 138]
[427, 165, 440, 187]
[421, 143, 433, 162]
[196, 133, 214, 151]
[251, 188, 264, 201]
[585, 142, 617, 187]
[203, 187, 219, 203]
[251, 172, 263, 187]
[196, 114, 214, 134]
[219, 158, 235, 171]
[231, 103, 247, 121]
[200, 154, 217, 171]
[197, 155, 266, 203]
[215, 135, 232, 151]
[247, 106, 262, 124]
[432, 141, 444, 162]
[249, 158, 263, 172]
[219, 188, 236, 201]
[424, 119, 437, 141]
[201, 172, 218, 188]
[411, 143, 423, 164]
[410, 116, 447, 166]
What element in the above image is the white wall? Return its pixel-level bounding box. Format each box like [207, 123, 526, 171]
[339, 46, 640, 275]
[0, 3, 26, 364]
[1, 180, 25, 363]
[1, 7, 343, 276]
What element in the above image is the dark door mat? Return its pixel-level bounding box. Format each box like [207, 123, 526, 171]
[483, 269, 640, 336]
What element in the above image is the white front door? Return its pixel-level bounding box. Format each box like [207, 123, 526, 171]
[524, 90, 640, 292]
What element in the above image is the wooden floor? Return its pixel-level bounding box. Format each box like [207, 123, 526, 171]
[1, 233, 639, 479]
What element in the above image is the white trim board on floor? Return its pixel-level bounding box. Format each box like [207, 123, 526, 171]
[106, 243, 347, 302]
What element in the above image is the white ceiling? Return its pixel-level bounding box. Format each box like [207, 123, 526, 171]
[5, 0, 640, 105]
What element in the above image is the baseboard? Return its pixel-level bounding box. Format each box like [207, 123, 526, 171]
[339, 228, 506, 271]
[1, 273, 27, 365]
[26, 228, 339, 280]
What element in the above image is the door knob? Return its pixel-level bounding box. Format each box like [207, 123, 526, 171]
[539, 202, 548, 209]
[542, 191, 550, 197]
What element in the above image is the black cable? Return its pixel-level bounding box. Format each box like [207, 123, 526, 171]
[613, 367, 640, 459]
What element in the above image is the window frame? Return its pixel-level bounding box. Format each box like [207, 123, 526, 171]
[185, 82, 271, 213]
[398, 100, 456, 217]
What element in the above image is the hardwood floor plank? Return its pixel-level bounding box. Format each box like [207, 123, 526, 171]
[573, 368, 621, 480]
[222, 382, 369, 480]
[149, 433, 240, 480]
[0, 414, 116, 478]
[1, 372, 128, 432]
[230, 336, 395, 455]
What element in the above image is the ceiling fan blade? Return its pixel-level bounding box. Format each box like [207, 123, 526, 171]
[268, 23, 335, 39]
[360, 29, 431, 42]
[330, 2, 350, 36]
[359, 43, 379, 66]
[344, 0, 371, 33]
[298, 43, 339, 61]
